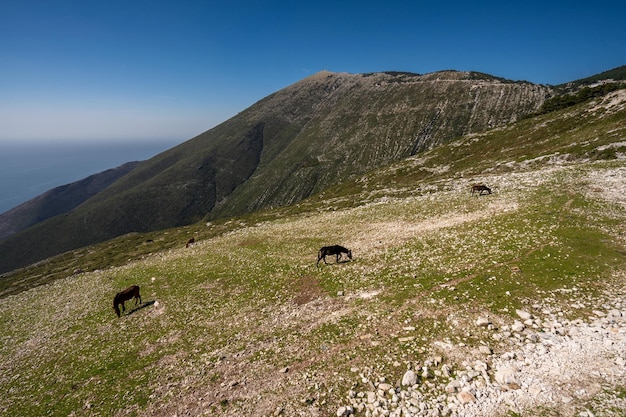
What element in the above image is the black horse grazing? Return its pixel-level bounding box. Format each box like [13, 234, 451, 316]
[317, 245, 353, 266]
[113, 285, 142, 317]
[471, 184, 492, 195]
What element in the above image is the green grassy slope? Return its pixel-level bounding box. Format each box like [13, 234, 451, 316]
[1, 162, 623, 416]
[1, 88, 625, 416]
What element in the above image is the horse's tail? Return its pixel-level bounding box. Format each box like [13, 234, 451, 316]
[316, 249, 323, 266]
[113, 297, 121, 317]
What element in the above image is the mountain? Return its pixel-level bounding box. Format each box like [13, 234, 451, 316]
[1, 79, 625, 416]
[0, 161, 140, 240]
[0, 70, 554, 274]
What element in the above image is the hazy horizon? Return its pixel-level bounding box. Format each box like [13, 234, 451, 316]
[0, 139, 183, 215]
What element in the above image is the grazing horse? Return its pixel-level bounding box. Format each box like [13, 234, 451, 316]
[113, 285, 142, 317]
[471, 184, 492, 195]
[185, 237, 195, 248]
[317, 245, 353, 266]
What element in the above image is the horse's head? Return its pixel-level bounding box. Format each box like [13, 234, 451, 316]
[347, 250, 353, 259]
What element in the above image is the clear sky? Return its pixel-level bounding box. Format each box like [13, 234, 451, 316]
[1, 0, 625, 144]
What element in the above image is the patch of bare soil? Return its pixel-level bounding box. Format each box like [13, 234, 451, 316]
[294, 275, 324, 305]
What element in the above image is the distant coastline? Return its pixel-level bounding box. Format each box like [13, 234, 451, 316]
[0, 139, 182, 215]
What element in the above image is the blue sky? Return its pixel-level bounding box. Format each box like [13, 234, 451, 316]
[1, 0, 625, 144]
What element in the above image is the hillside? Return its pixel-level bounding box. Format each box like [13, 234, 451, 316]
[0, 70, 551, 274]
[0, 161, 140, 240]
[558, 64, 626, 90]
[1, 87, 625, 416]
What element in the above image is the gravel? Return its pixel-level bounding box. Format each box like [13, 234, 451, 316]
[339, 286, 626, 416]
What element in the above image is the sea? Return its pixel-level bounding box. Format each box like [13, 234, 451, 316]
[0, 139, 183, 215]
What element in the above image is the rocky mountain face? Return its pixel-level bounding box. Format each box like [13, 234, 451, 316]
[0, 70, 551, 274]
[207, 71, 550, 218]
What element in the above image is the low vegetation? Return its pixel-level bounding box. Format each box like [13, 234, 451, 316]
[1, 87, 625, 417]
[532, 82, 626, 116]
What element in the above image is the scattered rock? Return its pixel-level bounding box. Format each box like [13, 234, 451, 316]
[336, 405, 353, 416]
[479, 345, 493, 355]
[516, 309, 533, 320]
[476, 317, 491, 327]
[401, 370, 417, 387]
[340, 293, 626, 416]
[457, 390, 476, 404]
[511, 320, 525, 332]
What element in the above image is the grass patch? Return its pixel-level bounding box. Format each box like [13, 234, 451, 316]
[2, 161, 626, 416]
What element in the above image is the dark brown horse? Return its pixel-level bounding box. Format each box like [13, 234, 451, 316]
[185, 237, 195, 248]
[471, 184, 492, 195]
[113, 285, 142, 317]
[317, 245, 353, 266]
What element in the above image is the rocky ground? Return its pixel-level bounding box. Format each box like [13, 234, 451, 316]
[3, 164, 626, 417]
[127, 164, 626, 417]
[334, 166, 626, 417]
[337, 285, 626, 417]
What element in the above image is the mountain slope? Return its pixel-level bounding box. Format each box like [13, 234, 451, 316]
[0, 70, 551, 274]
[2, 85, 624, 298]
[558, 64, 626, 89]
[1, 87, 625, 417]
[206, 71, 550, 219]
[0, 161, 140, 240]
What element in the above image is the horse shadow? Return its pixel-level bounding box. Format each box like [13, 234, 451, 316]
[126, 300, 156, 317]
